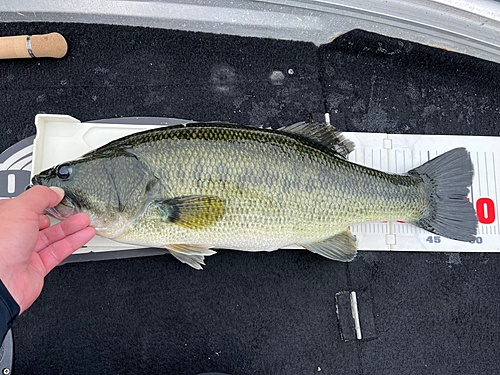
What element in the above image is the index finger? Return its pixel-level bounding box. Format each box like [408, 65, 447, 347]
[14, 185, 65, 215]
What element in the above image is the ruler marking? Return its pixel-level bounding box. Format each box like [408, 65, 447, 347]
[470, 182, 475, 208]
[492, 152, 499, 234]
[485, 153, 490, 197]
[380, 149, 384, 173]
[470, 153, 475, 205]
[476, 153, 482, 197]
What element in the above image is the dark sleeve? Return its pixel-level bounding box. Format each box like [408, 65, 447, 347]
[0, 279, 19, 344]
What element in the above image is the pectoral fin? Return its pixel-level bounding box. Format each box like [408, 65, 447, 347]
[166, 244, 217, 270]
[300, 230, 357, 262]
[155, 195, 226, 230]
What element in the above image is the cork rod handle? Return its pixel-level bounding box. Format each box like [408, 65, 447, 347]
[0, 32, 68, 59]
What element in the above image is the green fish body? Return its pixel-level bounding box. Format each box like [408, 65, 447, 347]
[32, 122, 478, 269]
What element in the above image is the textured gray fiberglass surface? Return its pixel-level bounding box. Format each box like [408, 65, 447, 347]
[0, 23, 499, 375]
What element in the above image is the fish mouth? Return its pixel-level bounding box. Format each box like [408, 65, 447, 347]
[46, 194, 81, 220]
[30, 174, 81, 220]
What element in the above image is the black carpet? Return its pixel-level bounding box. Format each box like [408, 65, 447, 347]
[1, 23, 499, 375]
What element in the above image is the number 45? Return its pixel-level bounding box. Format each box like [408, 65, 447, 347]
[426, 236, 441, 243]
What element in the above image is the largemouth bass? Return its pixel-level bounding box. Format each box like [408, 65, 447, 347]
[32, 121, 478, 269]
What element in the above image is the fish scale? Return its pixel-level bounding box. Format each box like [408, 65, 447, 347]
[112, 125, 426, 250]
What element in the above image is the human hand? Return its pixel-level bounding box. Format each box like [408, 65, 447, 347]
[0, 186, 95, 313]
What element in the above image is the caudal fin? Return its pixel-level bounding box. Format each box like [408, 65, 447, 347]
[408, 147, 478, 242]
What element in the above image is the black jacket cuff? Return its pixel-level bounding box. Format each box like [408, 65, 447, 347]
[0, 279, 20, 343]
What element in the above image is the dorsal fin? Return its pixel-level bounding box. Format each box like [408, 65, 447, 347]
[278, 121, 355, 158]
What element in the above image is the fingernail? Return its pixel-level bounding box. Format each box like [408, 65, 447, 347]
[49, 186, 65, 200]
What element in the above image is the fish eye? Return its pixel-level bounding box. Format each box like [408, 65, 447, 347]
[57, 164, 72, 180]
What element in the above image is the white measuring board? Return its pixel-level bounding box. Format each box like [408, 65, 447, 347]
[346, 132, 499, 252]
[30, 114, 500, 254]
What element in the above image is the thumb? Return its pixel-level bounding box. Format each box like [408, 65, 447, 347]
[14, 186, 65, 215]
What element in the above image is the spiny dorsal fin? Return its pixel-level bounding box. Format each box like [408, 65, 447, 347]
[278, 121, 355, 158]
[166, 244, 217, 270]
[299, 230, 357, 262]
[155, 195, 226, 230]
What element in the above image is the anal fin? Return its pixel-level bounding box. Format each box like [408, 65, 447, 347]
[166, 244, 217, 270]
[300, 230, 357, 262]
